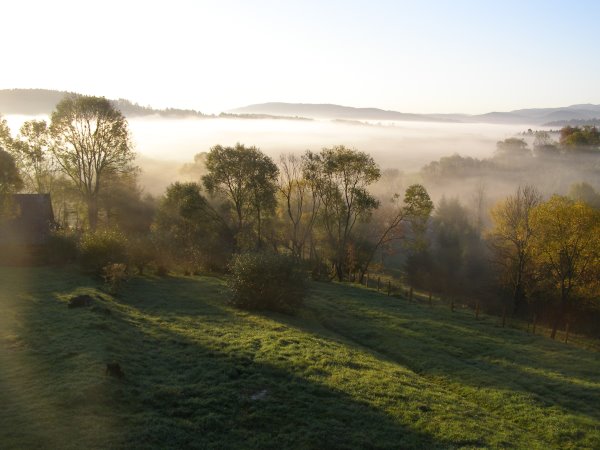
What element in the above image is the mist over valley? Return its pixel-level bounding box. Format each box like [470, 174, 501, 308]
[3, 2, 600, 449]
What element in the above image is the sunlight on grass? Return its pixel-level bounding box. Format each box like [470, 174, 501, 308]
[1, 267, 599, 449]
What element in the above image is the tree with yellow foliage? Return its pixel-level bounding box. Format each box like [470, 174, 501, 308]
[530, 195, 600, 339]
[487, 185, 542, 315]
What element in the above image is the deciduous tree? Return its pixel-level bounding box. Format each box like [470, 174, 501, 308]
[356, 184, 433, 281]
[202, 143, 278, 249]
[277, 153, 320, 258]
[50, 95, 135, 230]
[11, 119, 58, 193]
[530, 195, 600, 339]
[303, 146, 380, 280]
[487, 185, 542, 315]
[153, 182, 233, 271]
[0, 147, 23, 218]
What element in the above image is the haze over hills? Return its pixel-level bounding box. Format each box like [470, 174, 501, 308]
[231, 102, 600, 125]
[231, 102, 459, 123]
[1, 88, 599, 126]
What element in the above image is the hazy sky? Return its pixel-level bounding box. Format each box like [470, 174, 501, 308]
[2, 0, 599, 114]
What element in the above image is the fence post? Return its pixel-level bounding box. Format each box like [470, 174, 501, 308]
[387, 280, 391, 296]
[366, 273, 369, 288]
[377, 277, 381, 292]
[532, 313, 537, 335]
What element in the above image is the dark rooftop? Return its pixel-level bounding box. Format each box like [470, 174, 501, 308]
[0, 194, 55, 246]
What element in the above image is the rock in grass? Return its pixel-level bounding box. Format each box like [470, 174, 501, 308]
[105, 362, 125, 379]
[68, 294, 94, 308]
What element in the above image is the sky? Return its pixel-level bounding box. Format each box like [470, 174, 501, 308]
[1, 0, 599, 114]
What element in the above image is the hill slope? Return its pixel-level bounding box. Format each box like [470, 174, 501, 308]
[230, 102, 457, 123]
[0, 89, 207, 118]
[1, 267, 599, 449]
[232, 102, 600, 125]
[3, 89, 599, 125]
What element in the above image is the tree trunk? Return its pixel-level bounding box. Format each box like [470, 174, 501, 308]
[512, 278, 523, 316]
[335, 264, 343, 282]
[551, 300, 568, 340]
[256, 208, 262, 249]
[87, 196, 98, 231]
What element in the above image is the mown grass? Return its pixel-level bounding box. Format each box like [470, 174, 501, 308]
[1, 266, 599, 449]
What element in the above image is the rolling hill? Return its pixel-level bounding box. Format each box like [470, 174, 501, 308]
[0, 89, 207, 118]
[231, 102, 600, 125]
[2, 88, 600, 125]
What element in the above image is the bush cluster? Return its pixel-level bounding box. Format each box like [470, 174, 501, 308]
[79, 230, 128, 274]
[228, 252, 307, 313]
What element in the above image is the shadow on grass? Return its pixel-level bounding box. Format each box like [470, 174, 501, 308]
[1, 268, 448, 450]
[292, 282, 600, 423]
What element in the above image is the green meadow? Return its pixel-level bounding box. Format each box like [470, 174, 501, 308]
[1, 266, 599, 449]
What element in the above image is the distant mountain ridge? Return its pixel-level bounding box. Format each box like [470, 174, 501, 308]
[231, 102, 600, 125]
[2, 89, 599, 125]
[229, 102, 458, 123]
[0, 89, 207, 118]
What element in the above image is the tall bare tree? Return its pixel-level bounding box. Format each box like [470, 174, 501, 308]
[278, 153, 320, 258]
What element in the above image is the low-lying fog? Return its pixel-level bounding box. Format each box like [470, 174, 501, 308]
[4, 114, 547, 196]
[126, 117, 530, 168]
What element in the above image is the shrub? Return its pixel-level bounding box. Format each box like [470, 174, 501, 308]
[79, 230, 128, 274]
[102, 263, 129, 295]
[128, 236, 155, 275]
[228, 252, 307, 313]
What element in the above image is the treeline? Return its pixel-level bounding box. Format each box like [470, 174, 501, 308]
[1, 98, 599, 338]
[423, 128, 600, 180]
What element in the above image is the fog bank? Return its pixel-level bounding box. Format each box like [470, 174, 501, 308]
[4, 114, 547, 195]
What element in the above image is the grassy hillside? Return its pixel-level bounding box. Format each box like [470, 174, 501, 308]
[1, 267, 599, 449]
